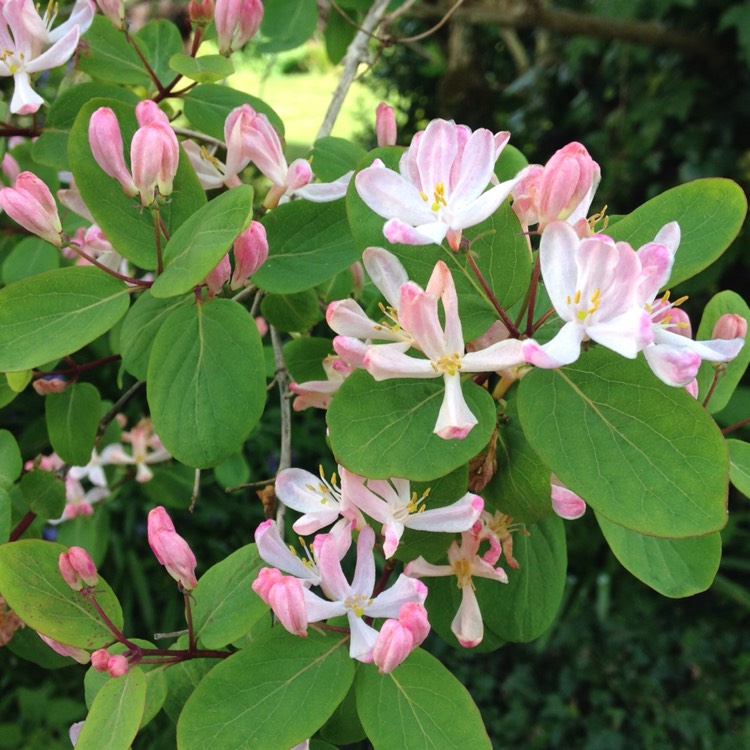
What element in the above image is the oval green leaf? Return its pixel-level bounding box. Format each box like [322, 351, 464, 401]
[0, 429, 22, 488]
[45, 383, 102, 466]
[0, 266, 130, 372]
[327, 370, 497, 481]
[20, 470, 66, 520]
[0, 539, 123, 648]
[169, 52, 234, 83]
[177, 628, 354, 750]
[147, 299, 266, 467]
[728, 439, 750, 498]
[354, 647, 491, 750]
[596, 512, 721, 597]
[607, 178, 747, 287]
[517, 348, 729, 538]
[150, 185, 254, 298]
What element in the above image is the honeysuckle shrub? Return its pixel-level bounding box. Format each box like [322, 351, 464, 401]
[0, 1, 749, 748]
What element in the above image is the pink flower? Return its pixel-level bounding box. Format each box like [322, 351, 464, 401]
[102, 417, 171, 482]
[204, 253, 231, 296]
[130, 104, 179, 205]
[512, 142, 600, 231]
[230, 221, 268, 288]
[550, 476, 587, 520]
[522, 221, 654, 369]
[147, 506, 198, 591]
[355, 118, 516, 250]
[214, 0, 263, 54]
[252, 568, 308, 636]
[341, 469, 484, 558]
[406, 530, 507, 647]
[88, 107, 138, 197]
[95, 0, 125, 28]
[58, 546, 99, 590]
[0, 171, 63, 246]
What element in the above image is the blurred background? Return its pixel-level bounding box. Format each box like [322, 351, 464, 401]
[3, 1, 750, 747]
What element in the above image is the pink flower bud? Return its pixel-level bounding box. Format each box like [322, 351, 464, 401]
[230, 221, 268, 289]
[59, 547, 99, 591]
[536, 142, 600, 229]
[0, 172, 63, 246]
[107, 653, 130, 677]
[712, 313, 747, 341]
[189, 0, 214, 23]
[95, 0, 125, 28]
[375, 103, 397, 147]
[398, 602, 430, 647]
[215, 0, 264, 54]
[91, 648, 111, 671]
[205, 253, 231, 296]
[131, 120, 180, 205]
[147, 506, 199, 591]
[550, 476, 587, 520]
[239, 109, 287, 186]
[88, 108, 138, 197]
[2, 152, 19, 183]
[135, 100, 171, 128]
[32, 377, 67, 395]
[372, 619, 414, 674]
[251, 568, 308, 636]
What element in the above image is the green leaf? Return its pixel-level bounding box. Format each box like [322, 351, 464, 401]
[193, 543, 268, 649]
[183, 85, 284, 141]
[310, 136, 365, 181]
[480, 513, 566, 642]
[259, 0, 318, 53]
[78, 16, 151, 85]
[327, 371, 496, 481]
[214, 450, 250, 488]
[150, 185, 254, 298]
[695, 291, 750, 413]
[45, 383, 102, 466]
[283, 336, 332, 382]
[177, 628, 354, 750]
[483, 395, 552, 524]
[517, 348, 729, 538]
[0, 539, 123, 648]
[169, 53, 234, 83]
[119, 291, 193, 380]
[31, 83, 139, 170]
[163, 652, 215, 723]
[260, 289, 323, 332]
[135, 20, 184, 87]
[0, 429, 22, 488]
[75, 667, 146, 750]
[323, 6, 356, 65]
[607, 178, 747, 286]
[355, 648, 491, 750]
[20, 470, 66, 520]
[1, 237, 60, 283]
[728, 439, 750, 498]
[57, 508, 110, 567]
[253, 199, 359, 294]
[5, 370, 31, 392]
[147, 299, 266, 467]
[85, 640, 167, 728]
[596, 513, 721, 597]
[495, 144, 528, 182]
[69, 98, 207, 269]
[319, 682, 366, 745]
[0, 267, 130, 372]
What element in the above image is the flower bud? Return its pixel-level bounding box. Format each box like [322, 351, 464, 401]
[135, 100, 171, 128]
[2, 152, 19, 183]
[251, 568, 308, 637]
[550, 476, 586, 520]
[230, 221, 268, 289]
[95, 0, 125, 28]
[59, 547, 99, 591]
[205, 253, 231, 296]
[90, 648, 111, 671]
[215, 0, 264, 54]
[131, 121, 180, 205]
[189, 0, 214, 24]
[398, 602, 430, 648]
[147, 506, 199, 591]
[712, 313, 747, 341]
[107, 653, 130, 677]
[32, 376, 67, 395]
[375, 102, 397, 147]
[372, 619, 414, 674]
[88, 108, 138, 197]
[38, 633, 90, 664]
[0, 172, 63, 246]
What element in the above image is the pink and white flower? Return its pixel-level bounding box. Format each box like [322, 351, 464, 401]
[355, 118, 516, 250]
[341, 469, 484, 558]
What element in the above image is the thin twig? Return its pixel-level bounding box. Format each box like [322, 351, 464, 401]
[316, 0, 392, 140]
[96, 381, 146, 440]
[270, 326, 292, 530]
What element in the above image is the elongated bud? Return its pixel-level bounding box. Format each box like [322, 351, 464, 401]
[230, 221, 268, 289]
[88, 108, 138, 197]
[398, 602, 430, 647]
[251, 568, 308, 636]
[91, 648, 111, 671]
[189, 0, 214, 24]
[550, 476, 587, 520]
[375, 102, 397, 147]
[147, 506, 198, 590]
[38, 633, 90, 664]
[712, 313, 747, 341]
[59, 547, 98, 591]
[131, 122, 180, 205]
[95, 0, 125, 28]
[372, 619, 414, 674]
[135, 100, 171, 128]
[0, 172, 63, 246]
[537, 142, 600, 229]
[215, 0, 264, 54]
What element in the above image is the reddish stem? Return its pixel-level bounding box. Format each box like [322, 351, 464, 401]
[34, 354, 121, 379]
[9, 511, 36, 542]
[464, 253, 520, 338]
[721, 416, 750, 435]
[701, 370, 721, 409]
[65, 241, 152, 287]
